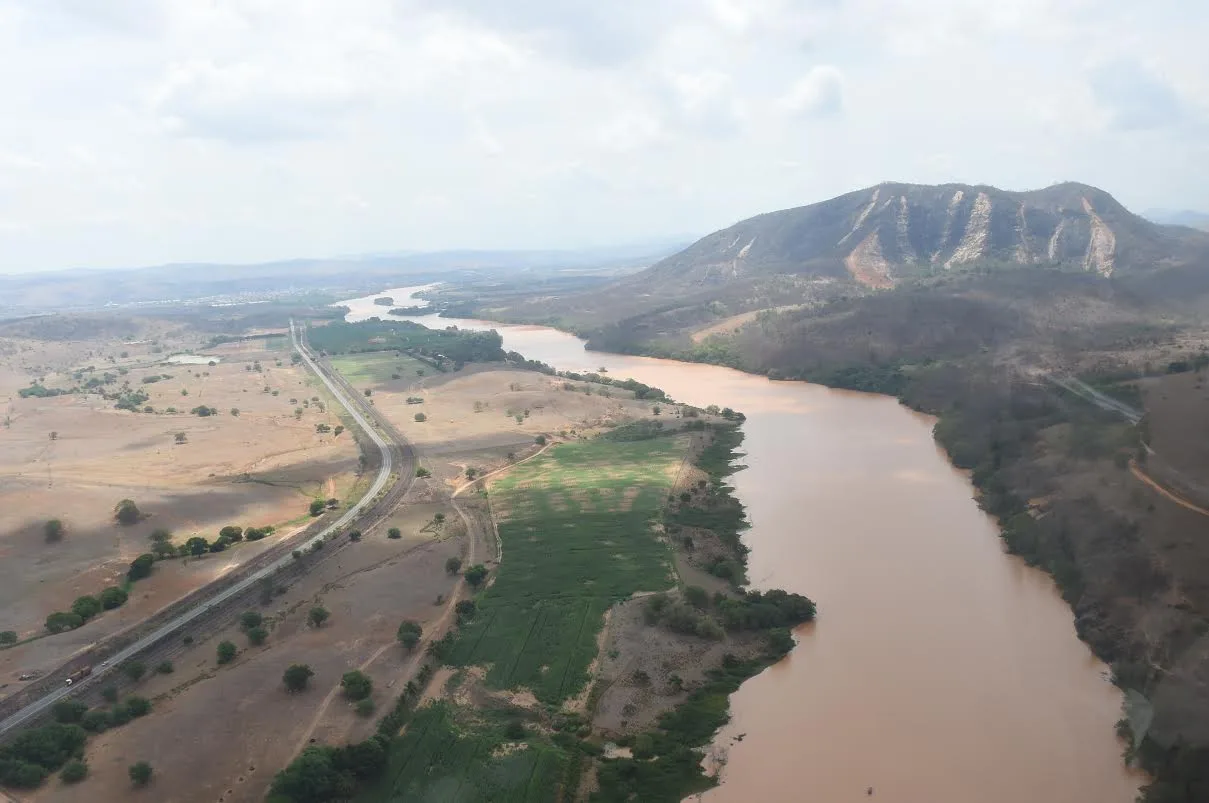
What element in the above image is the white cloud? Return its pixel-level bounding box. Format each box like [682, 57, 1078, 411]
[0, 0, 1205, 272]
[779, 66, 844, 118]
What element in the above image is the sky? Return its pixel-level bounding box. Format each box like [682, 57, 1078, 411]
[0, 0, 1206, 273]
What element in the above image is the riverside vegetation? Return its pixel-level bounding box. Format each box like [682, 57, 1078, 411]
[267, 408, 814, 803]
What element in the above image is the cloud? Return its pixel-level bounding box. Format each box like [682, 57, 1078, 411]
[1089, 59, 1188, 131]
[779, 66, 844, 118]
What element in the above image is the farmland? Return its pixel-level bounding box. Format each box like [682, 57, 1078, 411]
[328, 353, 432, 386]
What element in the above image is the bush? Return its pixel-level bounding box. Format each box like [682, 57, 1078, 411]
[455, 599, 477, 623]
[124, 696, 151, 717]
[414, 412, 427, 422]
[44, 519, 64, 542]
[240, 611, 263, 631]
[155, 660, 173, 674]
[219, 525, 243, 542]
[355, 698, 375, 717]
[397, 620, 422, 650]
[308, 606, 330, 628]
[387, 528, 402, 539]
[0, 630, 16, 645]
[114, 499, 141, 525]
[124, 661, 146, 682]
[340, 670, 373, 701]
[309, 499, 325, 516]
[127, 553, 154, 581]
[283, 663, 314, 693]
[52, 700, 88, 724]
[60, 759, 87, 783]
[128, 761, 152, 786]
[247, 626, 268, 646]
[81, 709, 110, 732]
[101, 686, 119, 703]
[216, 640, 237, 665]
[415, 467, 431, 478]
[99, 586, 128, 610]
[45, 611, 83, 633]
[348, 530, 362, 542]
[463, 564, 488, 587]
[71, 595, 102, 621]
[445, 557, 462, 575]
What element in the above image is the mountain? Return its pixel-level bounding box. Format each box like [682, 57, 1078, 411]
[636, 181, 1204, 292]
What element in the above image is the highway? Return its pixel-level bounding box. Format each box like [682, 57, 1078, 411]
[0, 320, 396, 736]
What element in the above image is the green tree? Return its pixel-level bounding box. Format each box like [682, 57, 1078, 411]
[247, 626, 268, 646]
[114, 499, 141, 525]
[184, 536, 209, 556]
[348, 529, 362, 542]
[239, 611, 263, 631]
[52, 699, 88, 724]
[174, 432, 187, 444]
[71, 595, 102, 621]
[151, 539, 177, 559]
[101, 686, 119, 703]
[445, 557, 462, 574]
[124, 661, 146, 682]
[340, 670, 372, 701]
[309, 499, 325, 516]
[124, 696, 151, 717]
[0, 630, 17, 645]
[149, 528, 171, 542]
[44, 519, 64, 542]
[45, 611, 83, 633]
[128, 761, 152, 787]
[60, 759, 88, 783]
[127, 553, 154, 581]
[387, 527, 402, 539]
[308, 606, 330, 628]
[455, 599, 477, 623]
[396, 620, 422, 650]
[219, 525, 243, 541]
[463, 564, 488, 587]
[415, 466, 431, 478]
[355, 698, 375, 717]
[283, 663, 314, 693]
[414, 412, 426, 422]
[216, 640, 237, 665]
[156, 660, 173, 674]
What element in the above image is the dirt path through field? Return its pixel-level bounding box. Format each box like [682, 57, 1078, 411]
[1130, 460, 1209, 518]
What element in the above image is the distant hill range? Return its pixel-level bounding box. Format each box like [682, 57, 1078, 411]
[1145, 208, 1209, 231]
[638, 181, 1207, 292]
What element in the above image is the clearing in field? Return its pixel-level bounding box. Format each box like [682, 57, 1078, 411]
[361, 435, 686, 802]
[328, 353, 431, 386]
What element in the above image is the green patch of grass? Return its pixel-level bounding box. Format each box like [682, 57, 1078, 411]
[448, 437, 684, 704]
[357, 702, 574, 803]
[330, 353, 430, 385]
[262, 334, 288, 351]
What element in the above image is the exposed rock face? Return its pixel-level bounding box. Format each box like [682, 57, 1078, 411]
[635, 181, 1194, 292]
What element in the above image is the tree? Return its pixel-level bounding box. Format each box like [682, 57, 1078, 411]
[283, 663, 314, 693]
[60, 759, 88, 783]
[396, 620, 422, 650]
[71, 595, 102, 621]
[151, 539, 177, 559]
[387, 527, 401, 539]
[49, 431, 58, 441]
[444, 556, 462, 575]
[44, 519, 64, 542]
[52, 699, 88, 724]
[174, 432, 187, 444]
[355, 698, 375, 717]
[128, 761, 152, 787]
[348, 529, 362, 542]
[114, 499, 141, 525]
[219, 525, 243, 542]
[535, 435, 547, 445]
[239, 611, 263, 631]
[45, 611, 83, 633]
[101, 686, 119, 703]
[0, 630, 17, 645]
[684, 585, 710, 610]
[308, 606, 329, 628]
[309, 499, 325, 516]
[155, 660, 173, 674]
[433, 512, 445, 524]
[455, 599, 477, 622]
[100, 586, 128, 609]
[340, 670, 372, 701]
[247, 626, 268, 646]
[216, 640, 237, 665]
[230, 408, 240, 416]
[334, 425, 345, 436]
[184, 536, 209, 556]
[463, 564, 488, 587]
[127, 553, 154, 580]
[124, 696, 151, 717]
[124, 661, 146, 682]
[414, 412, 426, 422]
[209, 538, 228, 553]
[415, 466, 431, 478]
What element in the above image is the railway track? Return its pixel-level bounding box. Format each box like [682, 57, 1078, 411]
[0, 321, 417, 736]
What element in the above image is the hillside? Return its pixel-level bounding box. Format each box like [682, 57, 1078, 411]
[455, 181, 1209, 337]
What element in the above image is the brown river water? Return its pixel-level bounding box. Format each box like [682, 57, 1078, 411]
[342, 288, 1143, 803]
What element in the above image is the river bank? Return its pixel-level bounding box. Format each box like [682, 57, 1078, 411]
[339, 286, 1143, 803]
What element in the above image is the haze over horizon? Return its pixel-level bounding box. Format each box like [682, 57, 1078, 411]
[1, 0, 1206, 274]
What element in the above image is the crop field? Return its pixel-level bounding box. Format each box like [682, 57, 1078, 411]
[450, 436, 685, 703]
[329, 352, 431, 385]
[359, 702, 571, 803]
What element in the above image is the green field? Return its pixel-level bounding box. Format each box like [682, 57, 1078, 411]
[329, 353, 431, 385]
[450, 436, 683, 703]
[361, 435, 685, 803]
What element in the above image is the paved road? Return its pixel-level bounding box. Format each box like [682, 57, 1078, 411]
[0, 320, 396, 736]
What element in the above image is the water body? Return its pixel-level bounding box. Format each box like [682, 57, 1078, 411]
[340, 287, 1142, 803]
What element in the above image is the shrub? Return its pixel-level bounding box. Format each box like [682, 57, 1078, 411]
[240, 611, 263, 631]
[52, 700, 88, 724]
[283, 664, 314, 692]
[340, 670, 372, 701]
[463, 564, 488, 587]
[60, 759, 87, 783]
[309, 499, 325, 516]
[445, 557, 462, 575]
[0, 630, 17, 645]
[124, 661, 146, 682]
[124, 696, 151, 717]
[128, 761, 152, 787]
[387, 528, 402, 539]
[308, 606, 330, 628]
[247, 626, 268, 646]
[156, 660, 174, 674]
[127, 553, 154, 581]
[44, 519, 64, 542]
[397, 620, 422, 650]
[114, 499, 141, 525]
[100, 586, 128, 609]
[71, 595, 102, 621]
[414, 412, 427, 422]
[216, 640, 237, 664]
[355, 698, 375, 717]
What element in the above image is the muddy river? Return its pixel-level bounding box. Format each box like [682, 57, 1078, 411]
[341, 287, 1142, 802]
